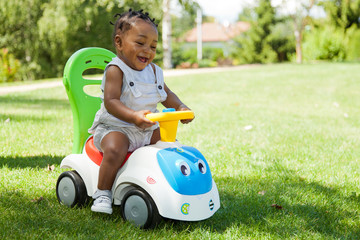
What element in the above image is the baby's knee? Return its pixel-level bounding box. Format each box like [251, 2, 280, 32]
[102, 142, 128, 165]
[107, 144, 127, 157]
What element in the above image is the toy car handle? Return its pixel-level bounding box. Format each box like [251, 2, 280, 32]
[146, 109, 194, 142]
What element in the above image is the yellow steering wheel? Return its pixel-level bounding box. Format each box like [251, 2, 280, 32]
[146, 109, 194, 142]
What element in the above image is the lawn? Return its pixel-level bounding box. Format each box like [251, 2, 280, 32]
[1, 63, 360, 239]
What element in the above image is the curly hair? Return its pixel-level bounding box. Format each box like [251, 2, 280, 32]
[110, 9, 158, 42]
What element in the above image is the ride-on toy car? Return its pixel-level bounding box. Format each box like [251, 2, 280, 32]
[56, 47, 220, 228]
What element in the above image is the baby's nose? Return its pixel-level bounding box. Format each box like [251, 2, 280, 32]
[143, 46, 151, 53]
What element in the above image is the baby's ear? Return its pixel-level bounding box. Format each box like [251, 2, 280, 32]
[115, 35, 122, 48]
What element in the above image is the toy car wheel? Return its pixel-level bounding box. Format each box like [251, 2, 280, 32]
[56, 170, 88, 207]
[121, 188, 161, 229]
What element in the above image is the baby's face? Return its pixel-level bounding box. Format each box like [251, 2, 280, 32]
[115, 19, 158, 71]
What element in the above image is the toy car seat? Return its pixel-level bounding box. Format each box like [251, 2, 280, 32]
[63, 47, 116, 154]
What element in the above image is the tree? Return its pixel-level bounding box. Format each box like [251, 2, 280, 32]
[277, 0, 316, 63]
[237, 6, 256, 22]
[302, 0, 360, 61]
[321, 0, 360, 30]
[37, 0, 128, 77]
[0, 0, 46, 80]
[232, 0, 279, 63]
[161, 0, 199, 69]
[162, 0, 172, 69]
[0, 0, 198, 79]
[0, 0, 163, 80]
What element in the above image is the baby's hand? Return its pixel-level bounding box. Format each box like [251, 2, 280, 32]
[132, 110, 156, 129]
[177, 104, 194, 124]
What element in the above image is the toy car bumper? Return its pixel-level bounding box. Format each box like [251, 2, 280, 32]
[157, 179, 220, 221]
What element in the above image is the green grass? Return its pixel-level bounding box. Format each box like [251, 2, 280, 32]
[1, 62, 360, 239]
[0, 76, 62, 87]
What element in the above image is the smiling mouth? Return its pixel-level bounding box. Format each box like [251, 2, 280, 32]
[138, 56, 149, 63]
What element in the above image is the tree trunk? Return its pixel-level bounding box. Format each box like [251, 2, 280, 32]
[294, 28, 302, 63]
[196, 8, 202, 61]
[281, 0, 315, 64]
[162, 0, 172, 69]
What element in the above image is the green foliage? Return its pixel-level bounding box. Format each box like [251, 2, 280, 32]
[237, 6, 255, 22]
[172, 45, 223, 68]
[179, 46, 198, 65]
[0, 0, 46, 81]
[345, 24, 360, 61]
[0, 0, 164, 80]
[304, 0, 360, 62]
[203, 47, 224, 62]
[231, 0, 294, 64]
[171, 43, 188, 67]
[171, 3, 197, 40]
[0, 49, 20, 82]
[267, 20, 296, 62]
[153, 42, 164, 67]
[0, 0, 203, 80]
[197, 59, 217, 68]
[37, 0, 118, 77]
[321, 0, 360, 30]
[303, 23, 360, 62]
[303, 26, 347, 61]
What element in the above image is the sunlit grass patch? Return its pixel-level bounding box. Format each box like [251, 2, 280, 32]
[1, 63, 360, 239]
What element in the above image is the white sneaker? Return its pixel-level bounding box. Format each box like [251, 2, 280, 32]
[91, 190, 113, 214]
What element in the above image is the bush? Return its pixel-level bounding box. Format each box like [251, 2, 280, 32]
[0, 0, 164, 80]
[303, 27, 347, 61]
[0, 48, 20, 82]
[172, 44, 225, 68]
[198, 59, 217, 68]
[230, 0, 295, 64]
[203, 47, 224, 62]
[172, 43, 196, 67]
[345, 25, 360, 61]
[182, 47, 198, 64]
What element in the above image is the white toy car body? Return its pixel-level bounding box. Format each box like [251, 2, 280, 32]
[56, 110, 220, 228]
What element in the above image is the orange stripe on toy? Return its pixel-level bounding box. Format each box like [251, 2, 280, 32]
[85, 137, 103, 166]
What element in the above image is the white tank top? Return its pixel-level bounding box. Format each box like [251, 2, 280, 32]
[89, 57, 167, 132]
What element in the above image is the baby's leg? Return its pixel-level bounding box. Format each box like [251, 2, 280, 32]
[97, 131, 129, 190]
[150, 127, 161, 144]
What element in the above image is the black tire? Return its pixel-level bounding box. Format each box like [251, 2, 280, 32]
[56, 170, 88, 207]
[121, 188, 162, 229]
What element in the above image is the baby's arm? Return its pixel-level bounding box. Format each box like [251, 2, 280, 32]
[162, 83, 194, 124]
[104, 66, 155, 129]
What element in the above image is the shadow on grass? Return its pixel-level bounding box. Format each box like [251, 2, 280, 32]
[0, 190, 131, 239]
[168, 170, 360, 238]
[2, 155, 360, 238]
[0, 155, 63, 169]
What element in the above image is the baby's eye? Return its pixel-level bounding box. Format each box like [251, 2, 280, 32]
[197, 159, 207, 174]
[136, 42, 144, 46]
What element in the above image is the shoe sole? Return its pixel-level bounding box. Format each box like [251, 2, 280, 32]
[91, 205, 113, 214]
